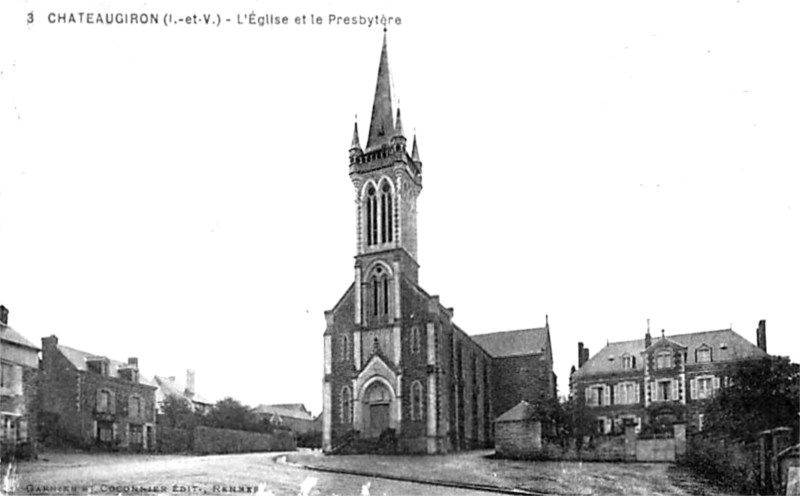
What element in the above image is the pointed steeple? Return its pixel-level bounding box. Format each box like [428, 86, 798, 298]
[394, 108, 404, 137]
[411, 134, 421, 162]
[365, 31, 394, 152]
[349, 120, 363, 158]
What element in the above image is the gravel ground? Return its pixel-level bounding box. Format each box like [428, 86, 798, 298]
[287, 450, 725, 495]
[7, 450, 498, 496]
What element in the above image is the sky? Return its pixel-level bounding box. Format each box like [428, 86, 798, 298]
[1, 0, 799, 415]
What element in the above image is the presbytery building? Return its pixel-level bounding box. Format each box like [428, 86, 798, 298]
[322, 33, 556, 454]
[570, 320, 769, 435]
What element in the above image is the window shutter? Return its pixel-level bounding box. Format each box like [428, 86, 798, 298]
[109, 391, 116, 414]
[96, 390, 103, 411]
[112, 423, 118, 441]
[672, 379, 679, 401]
[603, 385, 610, 406]
[19, 420, 28, 441]
[632, 356, 637, 369]
[604, 417, 612, 434]
[634, 383, 640, 404]
[713, 376, 720, 393]
[12, 366, 23, 395]
[690, 378, 697, 400]
[584, 387, 590, 406]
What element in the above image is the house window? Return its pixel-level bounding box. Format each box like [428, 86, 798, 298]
[97, 422, 113, 442]
[0, 363, 14, 390]
[617, 382, 637, 405]
[411, 381, 424, 421]
[656, 380, 671, 401]
[697, 377, 713, 399]
[656, 351, 673, 369]
[340, 386, 352, 424]
[587, 385, 606, 407]
[697, 414, 705, 432]
[129, 424, 143, 445]
[97, 390, 111, 413]
[0, 416, 15, 442]
[129, 395, 143, 419]
[697, 348, 711, 363]
[410, 326, 421, 354]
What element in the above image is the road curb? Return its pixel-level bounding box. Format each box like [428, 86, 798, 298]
[276, 455, 551, 495]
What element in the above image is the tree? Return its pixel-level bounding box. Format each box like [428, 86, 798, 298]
[703, 356, 799, 442]
[160, 395, 195, 429]
[204, 397, 264, 433]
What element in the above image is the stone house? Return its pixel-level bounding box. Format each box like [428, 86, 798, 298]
[39, 335, 157, 450]
[253, 403, 318, 435]
[322, 33, 555, 455]
[570, 321, 769, 435]
[0, 306, 39, 459]
[154, 370, 213, 416]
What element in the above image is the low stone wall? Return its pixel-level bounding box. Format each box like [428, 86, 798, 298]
[157, 426, 193, 453]
[193, 426, 295, 455]
[495, 421, 684, 463]
[157, 426, 295, 455]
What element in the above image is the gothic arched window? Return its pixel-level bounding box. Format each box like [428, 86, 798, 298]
[340, 335, 349, 362]
[366, 186, 378, 247]
[368, 265, 391, 320]
[411, 326, 421, 354]
[341, 386, 352, 424]
[380, 182, 393, 243]
[411, 381, 424, 421]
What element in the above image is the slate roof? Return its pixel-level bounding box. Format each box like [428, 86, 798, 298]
[0, 323, 39, 350]
[471, 327, 550, 358]
[154, 375, 213, 406]
[254, 404, 316, 421]
[573, 328, 768, 378]
[495, 400, 533, 423]
[57, 344, 157, 387]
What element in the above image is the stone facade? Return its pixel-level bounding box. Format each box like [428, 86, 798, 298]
[39, 335, 157, 451]
[0, 305, 39, 459]
[570, 322, 769, 435]
[322, 34, 554, 454]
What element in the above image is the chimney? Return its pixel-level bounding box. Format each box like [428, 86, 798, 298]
[578, 342, 585, 368]
[756, 320, 767, 353]
[645, 330, 652, 349]
[128, 357, 139, 368]
[185, 369, 196, 397]
[42, 335, 59, 349]
[583, 347, 590, 365]
[0, 305, 8, 325]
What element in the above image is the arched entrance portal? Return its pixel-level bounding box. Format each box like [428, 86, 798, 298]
[364, 381, 391, 437]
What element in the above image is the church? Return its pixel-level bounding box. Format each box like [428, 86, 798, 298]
[322, 33, 556, 454]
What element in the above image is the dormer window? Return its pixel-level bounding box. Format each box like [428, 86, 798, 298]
[87, 358, 110, 376]
[622, 354, 636, 370]
[696, 346, 712, 363]
[656, 350, 673, 369]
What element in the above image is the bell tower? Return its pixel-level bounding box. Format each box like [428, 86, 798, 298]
[349, 31, 423, 328]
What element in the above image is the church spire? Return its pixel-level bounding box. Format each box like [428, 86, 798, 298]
[349, 119, 363, 158]
[365, 31, 394, 152]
